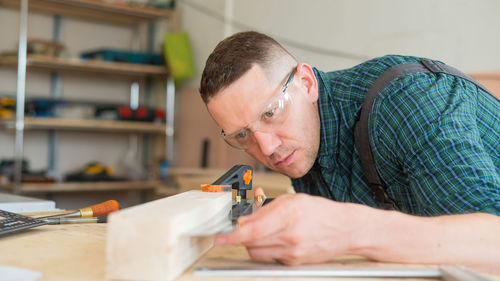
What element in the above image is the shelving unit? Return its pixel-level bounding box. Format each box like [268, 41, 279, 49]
[0, 0, 175, 195]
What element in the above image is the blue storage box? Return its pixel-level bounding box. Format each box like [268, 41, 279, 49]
[81, 49, 163, 65]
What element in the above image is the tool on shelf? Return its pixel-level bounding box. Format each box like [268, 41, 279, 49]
[80, 48, 163, 65]
[64, 163, 123, 182]
[94, 105, 165, 123]
[0, 158, 55, 183]
[27, 38, 66, 57]
[0, 97, 16, 119]
[163, 32, 196, 83]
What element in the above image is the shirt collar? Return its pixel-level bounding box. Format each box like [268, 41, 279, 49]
[313, 67, 338, 169]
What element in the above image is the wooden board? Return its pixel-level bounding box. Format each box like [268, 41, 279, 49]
[0, 55, 168, 78]
[0, 117, 168, 134]
[0, 0, 173, 25]
[106, 190, 232, 281]
[0, 180, 161, 193]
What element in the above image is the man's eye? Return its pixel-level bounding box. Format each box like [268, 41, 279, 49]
[236, 131, 248, 139]
[263, 108, 275, 119]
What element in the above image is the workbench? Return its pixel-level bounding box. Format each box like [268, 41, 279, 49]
[1, 223, 498, 281]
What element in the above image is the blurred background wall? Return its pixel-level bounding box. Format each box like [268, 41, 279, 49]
[174, 0, 500, 169]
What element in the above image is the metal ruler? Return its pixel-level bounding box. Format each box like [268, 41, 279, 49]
[195, 265, 490, 280]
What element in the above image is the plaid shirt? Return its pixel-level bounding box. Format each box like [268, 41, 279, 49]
[292, 55, 500, 216]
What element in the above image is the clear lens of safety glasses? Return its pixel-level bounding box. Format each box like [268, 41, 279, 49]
[221, 69, 295, 150]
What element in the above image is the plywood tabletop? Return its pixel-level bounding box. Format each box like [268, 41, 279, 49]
[0, 224, 107, 281]
[1, 217, 498, 281]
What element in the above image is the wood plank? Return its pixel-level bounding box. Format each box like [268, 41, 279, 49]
[0, 0, 173, 25]
[106, 190, 232, 281]
[23, 117, 167, 133]
[0, 55, 168, 77]
[0, 180, 162, 193]
[0, 117, 168, 134]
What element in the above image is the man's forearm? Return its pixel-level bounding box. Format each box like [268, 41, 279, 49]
[352, 208, 500, 274]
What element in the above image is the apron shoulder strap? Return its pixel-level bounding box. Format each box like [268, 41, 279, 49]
[354, 59, 494, 210]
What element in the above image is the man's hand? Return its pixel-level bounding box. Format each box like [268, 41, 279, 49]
[215, 189, 500, 274]
[215, 191, 363, 265]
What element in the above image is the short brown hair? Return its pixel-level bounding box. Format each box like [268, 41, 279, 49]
[199, 31, 295, 103]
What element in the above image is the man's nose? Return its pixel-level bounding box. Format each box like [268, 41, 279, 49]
[252, 131, 281, 156]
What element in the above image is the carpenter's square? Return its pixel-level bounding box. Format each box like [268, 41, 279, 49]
[194, 265, 491, 281]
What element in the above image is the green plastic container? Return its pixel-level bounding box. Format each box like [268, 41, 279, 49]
[163, 32, 196, 82]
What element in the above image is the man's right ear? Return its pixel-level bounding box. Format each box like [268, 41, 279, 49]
[295, 63, 318, 102]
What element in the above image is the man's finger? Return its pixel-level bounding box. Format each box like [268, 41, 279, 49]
[231, 187, 267, 226]
[214, 217, 280, 245]
[241, 232, 290, 248]
[246, 245, 288, 262]
[214, 203, 290, 245]
[238, 193, 289, 225]
[214, 232, 233, 246]
[215, 194, 296, 246]
[254, 187, 266, 199]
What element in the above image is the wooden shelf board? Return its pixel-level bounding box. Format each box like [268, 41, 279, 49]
[0, 55, 168, 78]
[0, 180, 162, 193]
[0, 0, 173, 25]
[1, 117, 168, 134]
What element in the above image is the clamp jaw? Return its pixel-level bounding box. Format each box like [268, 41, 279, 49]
[212, 164, 253, 202]
[201, 164, 265, 228]
[201, 164, 254, 201]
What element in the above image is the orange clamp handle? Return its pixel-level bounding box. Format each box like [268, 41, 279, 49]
[243, 169, 252, 185]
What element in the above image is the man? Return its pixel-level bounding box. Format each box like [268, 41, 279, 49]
[199, 31, 500, 273]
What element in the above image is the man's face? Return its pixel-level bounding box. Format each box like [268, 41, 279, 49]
[207, 64, 320, 178]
